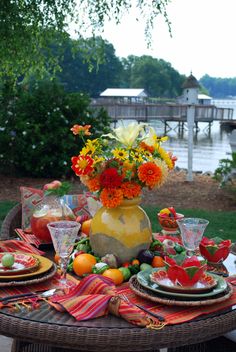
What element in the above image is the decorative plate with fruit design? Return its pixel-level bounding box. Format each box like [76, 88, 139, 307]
[150, 269, 217, 294]
[0, 253, 39, 276]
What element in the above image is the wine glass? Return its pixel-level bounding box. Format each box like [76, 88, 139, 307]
[176, 218, 209, 257]
[47, 220, 81, 288]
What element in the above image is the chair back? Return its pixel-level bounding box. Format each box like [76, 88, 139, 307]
[0, 203, 22, 240]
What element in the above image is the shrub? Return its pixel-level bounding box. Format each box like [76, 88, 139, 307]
[213, 152, 236, 201]
[0, 79, 111, 178]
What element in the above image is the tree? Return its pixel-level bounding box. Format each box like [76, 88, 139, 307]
[122, 55, 184, 98]
[0, 0, 171, 81]
[57, 37, 123, 96]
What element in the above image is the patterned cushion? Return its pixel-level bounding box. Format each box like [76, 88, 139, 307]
[62, 193, 99, 218]
[20, 186, 43, 230]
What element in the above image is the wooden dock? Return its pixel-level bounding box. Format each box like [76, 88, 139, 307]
[91, 101, 234, 130]
[220, 120, 236, 129]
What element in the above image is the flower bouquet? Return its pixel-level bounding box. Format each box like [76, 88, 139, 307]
[70, 122, 177, 262]
[71, 122, 176, 208]
[199, 237, 231, 264]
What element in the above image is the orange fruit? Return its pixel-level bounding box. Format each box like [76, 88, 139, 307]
[54, 253, 60, 264]
[131, 259, 140, 266]
[72, 253, 97, 276]
[152, 256, 165, 268]
[102, 268, 124, 285]
[81, 219, 92, 236]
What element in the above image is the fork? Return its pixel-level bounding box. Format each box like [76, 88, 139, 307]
[119, 294, 165, 322]
[0, 288, 58, 304]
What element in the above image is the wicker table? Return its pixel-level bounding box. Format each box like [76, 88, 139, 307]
[0, 254, 235, 352]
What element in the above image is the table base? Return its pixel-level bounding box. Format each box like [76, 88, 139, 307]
[11, 336, 236, 352]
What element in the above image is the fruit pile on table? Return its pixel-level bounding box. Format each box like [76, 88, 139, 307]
[63, 233, 186, 286]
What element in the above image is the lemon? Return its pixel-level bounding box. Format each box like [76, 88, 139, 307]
[159, 208, 171, 215]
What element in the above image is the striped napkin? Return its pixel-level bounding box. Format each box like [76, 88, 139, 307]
[50, 274, 152, 328]
[0, 239, 45, 255]
[15, 228, 42, 248]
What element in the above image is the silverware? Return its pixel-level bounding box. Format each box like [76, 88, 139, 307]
[119, 294, 165, 322]
[0, 288, 57, 304]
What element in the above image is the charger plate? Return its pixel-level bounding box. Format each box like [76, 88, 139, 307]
[130, 275, 233, 306]
[0, 252, 39, 276]
[0, 262, 57, 287]
[137, 269, 227, 299]
[0, 255, 53, 281]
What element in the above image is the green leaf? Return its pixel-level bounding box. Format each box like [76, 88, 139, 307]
[205, 245, 219, 256]
[172, 252, 186, 266]
[185, 266, 200, 279]
[212, 236, 223, 245]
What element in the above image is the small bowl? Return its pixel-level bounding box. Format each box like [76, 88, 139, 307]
[199, 237, 231, 264]
[157, 213, 184, 233]
[164, 255, 207, 287]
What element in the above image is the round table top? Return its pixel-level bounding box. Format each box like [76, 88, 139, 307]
[0, 254, 235, 351]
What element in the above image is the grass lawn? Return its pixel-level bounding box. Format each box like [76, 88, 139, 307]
[144, 207, 236, 242]
[0, 201, 235, 242]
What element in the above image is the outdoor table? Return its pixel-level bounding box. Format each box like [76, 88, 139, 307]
[0, 251, 235, 352]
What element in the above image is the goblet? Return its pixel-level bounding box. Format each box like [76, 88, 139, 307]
[47, 221, 81, 287]
[176, 218, 209, 257]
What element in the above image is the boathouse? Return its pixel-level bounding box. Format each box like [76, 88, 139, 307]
[100, 88, 148, 103]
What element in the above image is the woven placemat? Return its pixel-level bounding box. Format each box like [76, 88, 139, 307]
[129, 275, 233, 306]
[0, 263, 57, 287]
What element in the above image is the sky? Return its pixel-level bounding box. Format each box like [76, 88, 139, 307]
[95, 0, 236, 80]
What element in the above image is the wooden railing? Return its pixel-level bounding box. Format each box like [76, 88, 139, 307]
[90, 101, 234, 122]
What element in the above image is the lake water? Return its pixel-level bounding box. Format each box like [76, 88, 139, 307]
[115, 99, 236, 173]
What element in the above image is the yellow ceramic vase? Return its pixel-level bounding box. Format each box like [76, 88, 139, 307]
[90, 197, 152, 263]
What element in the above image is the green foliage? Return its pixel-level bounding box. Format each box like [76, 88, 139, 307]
[200, 74, 236, 98]
[120, 55, 185, 97]
[0, 0, 171, 81]
[0, 79, 111, 178]
[144, 206, 236, 241]
[44, 182, 71, 197]
[0, 1, 75, 79]
[57, 37, 123, 96]
[214, 152, 236, 186]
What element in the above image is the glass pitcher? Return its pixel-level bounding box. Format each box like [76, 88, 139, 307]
[30, 195, 76, 243]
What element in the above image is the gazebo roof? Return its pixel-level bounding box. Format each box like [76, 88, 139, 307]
[182, 74, 200, 89]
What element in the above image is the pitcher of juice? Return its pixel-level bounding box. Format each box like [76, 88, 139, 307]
[30, 181, 76, 243]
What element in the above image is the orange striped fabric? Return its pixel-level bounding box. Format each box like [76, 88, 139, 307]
[0, 239, 45, 255]
[51, 274, 149, 327]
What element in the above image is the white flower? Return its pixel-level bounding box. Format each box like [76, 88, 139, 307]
[103, 121, 147, 147]
[141, 126, 157, 147]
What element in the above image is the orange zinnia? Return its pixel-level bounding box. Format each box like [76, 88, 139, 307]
[138, 162, 162, 187]
[100, 188, 123, 208]
[70, 124, 91, 136]
[87, 175, 101, 192]
[121, 181, 141, 199]
[140, 141, 155, 154]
